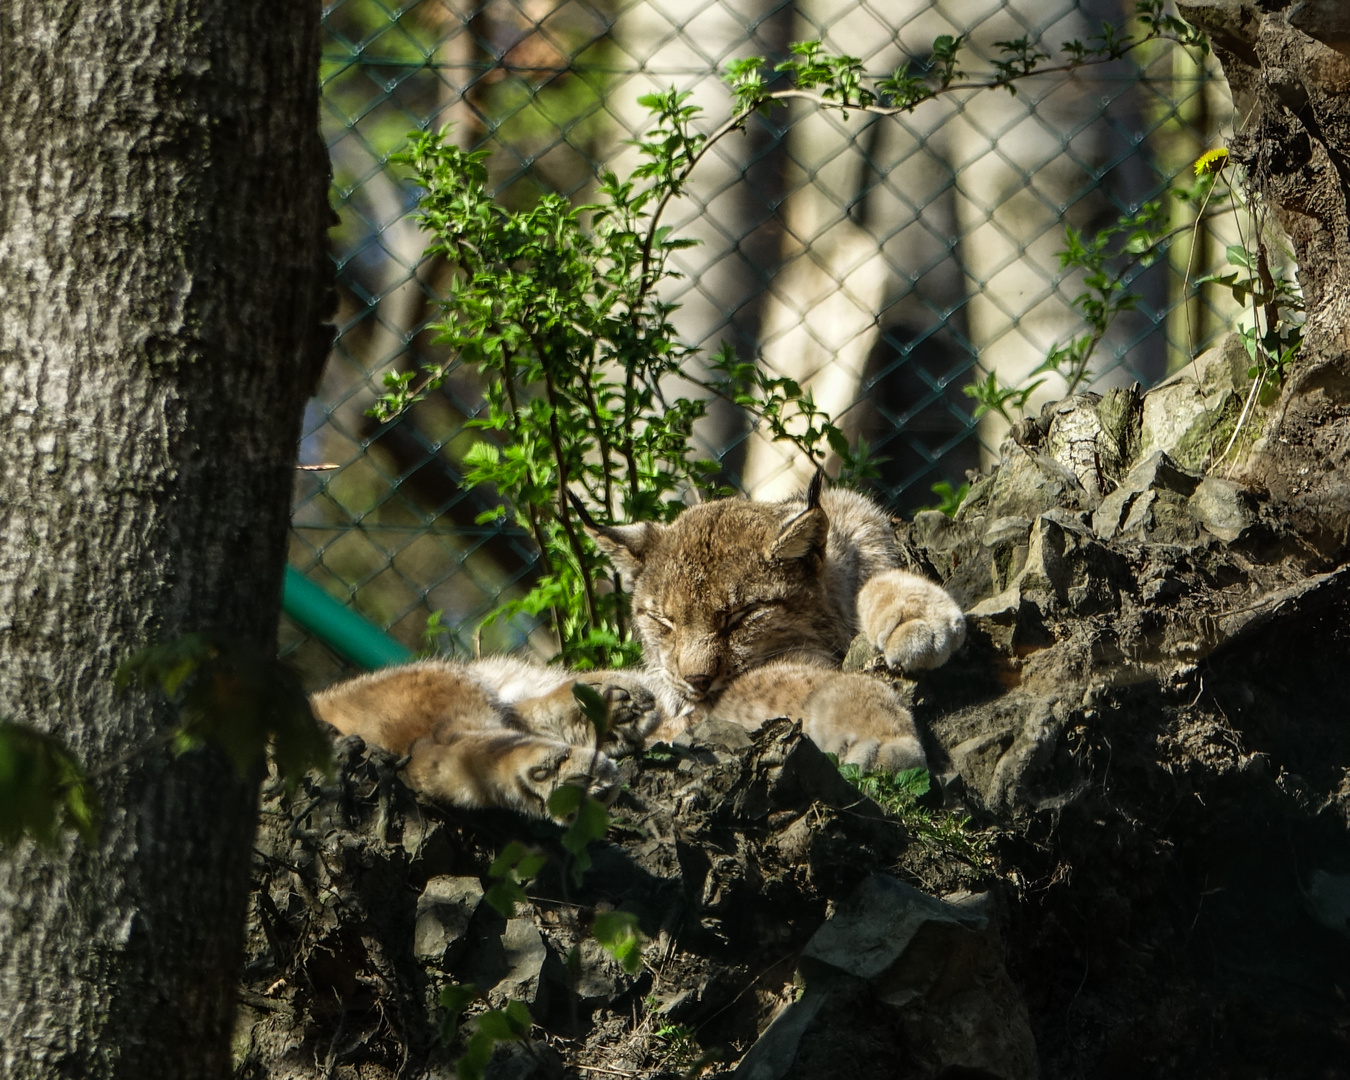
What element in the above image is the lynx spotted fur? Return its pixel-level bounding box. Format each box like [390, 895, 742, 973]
[312, 477, 965, 816]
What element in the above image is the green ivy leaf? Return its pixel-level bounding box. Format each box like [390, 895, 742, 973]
[117, 633, 331, 791]
[0, 720, 100, 848]
[593, 910, 644, 975]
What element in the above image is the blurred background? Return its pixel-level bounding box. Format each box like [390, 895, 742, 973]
[286, 0, 1237, 687]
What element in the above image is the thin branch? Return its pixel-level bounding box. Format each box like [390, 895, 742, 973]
[636, 29, 1204, 291]
[530, 330, 602, 642]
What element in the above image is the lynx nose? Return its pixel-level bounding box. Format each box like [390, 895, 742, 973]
[684, 673, 714, 696]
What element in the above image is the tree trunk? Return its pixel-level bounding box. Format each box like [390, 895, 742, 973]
[1180, 0, 1350, 559]
[0, 2, 331, 1076]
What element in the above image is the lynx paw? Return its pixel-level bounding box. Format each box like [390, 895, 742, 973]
[857, 569, 966, 673]
[837, 733, 928, 773]
[405, 733, 620, 819]
[573, 671, 662, 755]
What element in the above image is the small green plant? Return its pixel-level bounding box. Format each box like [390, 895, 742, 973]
[836, 763, 989, 863]
[436, 984, 533, 1080]
[654, 1022, 702, 1071]
[483, 841, 550, 917]
[385, 113, 866, 668]
[965, 134, 1304, 447]
[920, 479, 970, 518]
[377, 1, 1207, 667]
[422, 609, 451, 652]
[1193, 219, 1304, 458]
[964, 197, 1172, 422]
[481, 685, 648, 982]
[0, 720, 99, 848]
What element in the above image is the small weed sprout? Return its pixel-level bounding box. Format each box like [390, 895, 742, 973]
[836, 763, 989, 864]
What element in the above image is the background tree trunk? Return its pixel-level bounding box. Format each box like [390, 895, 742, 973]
[1180, 0, 1350, 559]
[0, 2, 331, 1077]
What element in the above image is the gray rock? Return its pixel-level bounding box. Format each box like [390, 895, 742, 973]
[414, 875, 484, 966]
[948, 728, 1017, 796]
[568, 935, 631, 1003]
[1020, 514, 1122, 614]
[1094, 451, 1201, 539]
[403, 817, 462, 876]
[910, 508, 962, 550]
[983, 515, 1032, 548]
[1305, 870, 1350, 938]
[483, 1040, 565, 1080]
[463, 916, 550, 1006]
[841, 632, 883, 673]
[977, 439, 1090, 522]
[736, 874, 1037, 1080]
[1287, 0, 1350, 55]
[675, 717, 755, 761]
[800, 873, 989, 985]
[1137, 334, 1248, 469]
[966, 586, 1024, 651]
[1188, 475, 1257, 541]
[1043, 394, 1110, 498]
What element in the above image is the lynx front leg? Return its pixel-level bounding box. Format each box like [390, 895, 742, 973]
[711, 662, 927, 772]
[801, 671, 927, 773]
[404, 731, 620, 819]
[857, 569, 966, 673]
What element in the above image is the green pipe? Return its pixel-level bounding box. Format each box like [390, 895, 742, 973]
[282, 566, 413, 671]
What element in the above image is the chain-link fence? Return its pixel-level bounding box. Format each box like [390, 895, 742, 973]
[285, 0, 1237, 687]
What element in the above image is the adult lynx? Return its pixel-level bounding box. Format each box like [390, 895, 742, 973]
[312, 476, 965, 815]
[590, 471, 965, 771]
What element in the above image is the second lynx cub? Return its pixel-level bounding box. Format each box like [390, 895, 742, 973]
[312, 477, 965, 815]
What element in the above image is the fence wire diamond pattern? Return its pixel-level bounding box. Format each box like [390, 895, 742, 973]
[286, 0, 1235, 686]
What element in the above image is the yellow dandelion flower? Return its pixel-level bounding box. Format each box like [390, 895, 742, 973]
[1194, 147, 1230, 175]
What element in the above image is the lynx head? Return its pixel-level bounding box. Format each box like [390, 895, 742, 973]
[589, 474, 837, 713]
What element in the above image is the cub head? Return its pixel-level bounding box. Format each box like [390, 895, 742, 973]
[588, 474, 836, 712]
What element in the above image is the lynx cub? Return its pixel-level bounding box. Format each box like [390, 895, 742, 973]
[312, 477, 965, 816]
[310, 656, 661, 818]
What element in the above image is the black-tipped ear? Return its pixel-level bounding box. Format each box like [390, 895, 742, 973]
[805, 468, 824, 510]
[588, 521, 662, 580]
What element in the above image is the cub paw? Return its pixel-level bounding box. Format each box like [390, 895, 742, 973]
[405, 733, 619, 819]
[857, 569, 966, 673]
[828, 733, 928, 774]
[541, 743, 621, 812]
[573, 671, 662, 755]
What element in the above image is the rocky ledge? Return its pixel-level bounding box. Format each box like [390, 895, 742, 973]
[235, 336, 1350, 1079]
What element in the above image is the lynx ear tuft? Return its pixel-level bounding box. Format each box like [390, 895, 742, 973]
[590, 522, 661, 579]
[805, 468, 824, 510]
[768, 502, 828, 563]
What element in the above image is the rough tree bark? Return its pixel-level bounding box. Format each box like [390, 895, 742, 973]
[0, 2, 331, 1077]
[1180, 0, 1350, 558]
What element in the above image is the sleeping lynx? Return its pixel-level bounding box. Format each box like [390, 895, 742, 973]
[312, 476, 965, 817]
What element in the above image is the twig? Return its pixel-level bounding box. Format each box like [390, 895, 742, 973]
[637, 29, 1205, 294]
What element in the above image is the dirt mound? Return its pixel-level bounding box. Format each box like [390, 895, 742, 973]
[235, 341, 1350, 1078]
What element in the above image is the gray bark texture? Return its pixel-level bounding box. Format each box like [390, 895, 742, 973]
[1180, 0, 1350, 557]
[0, 2, 331, 1077]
